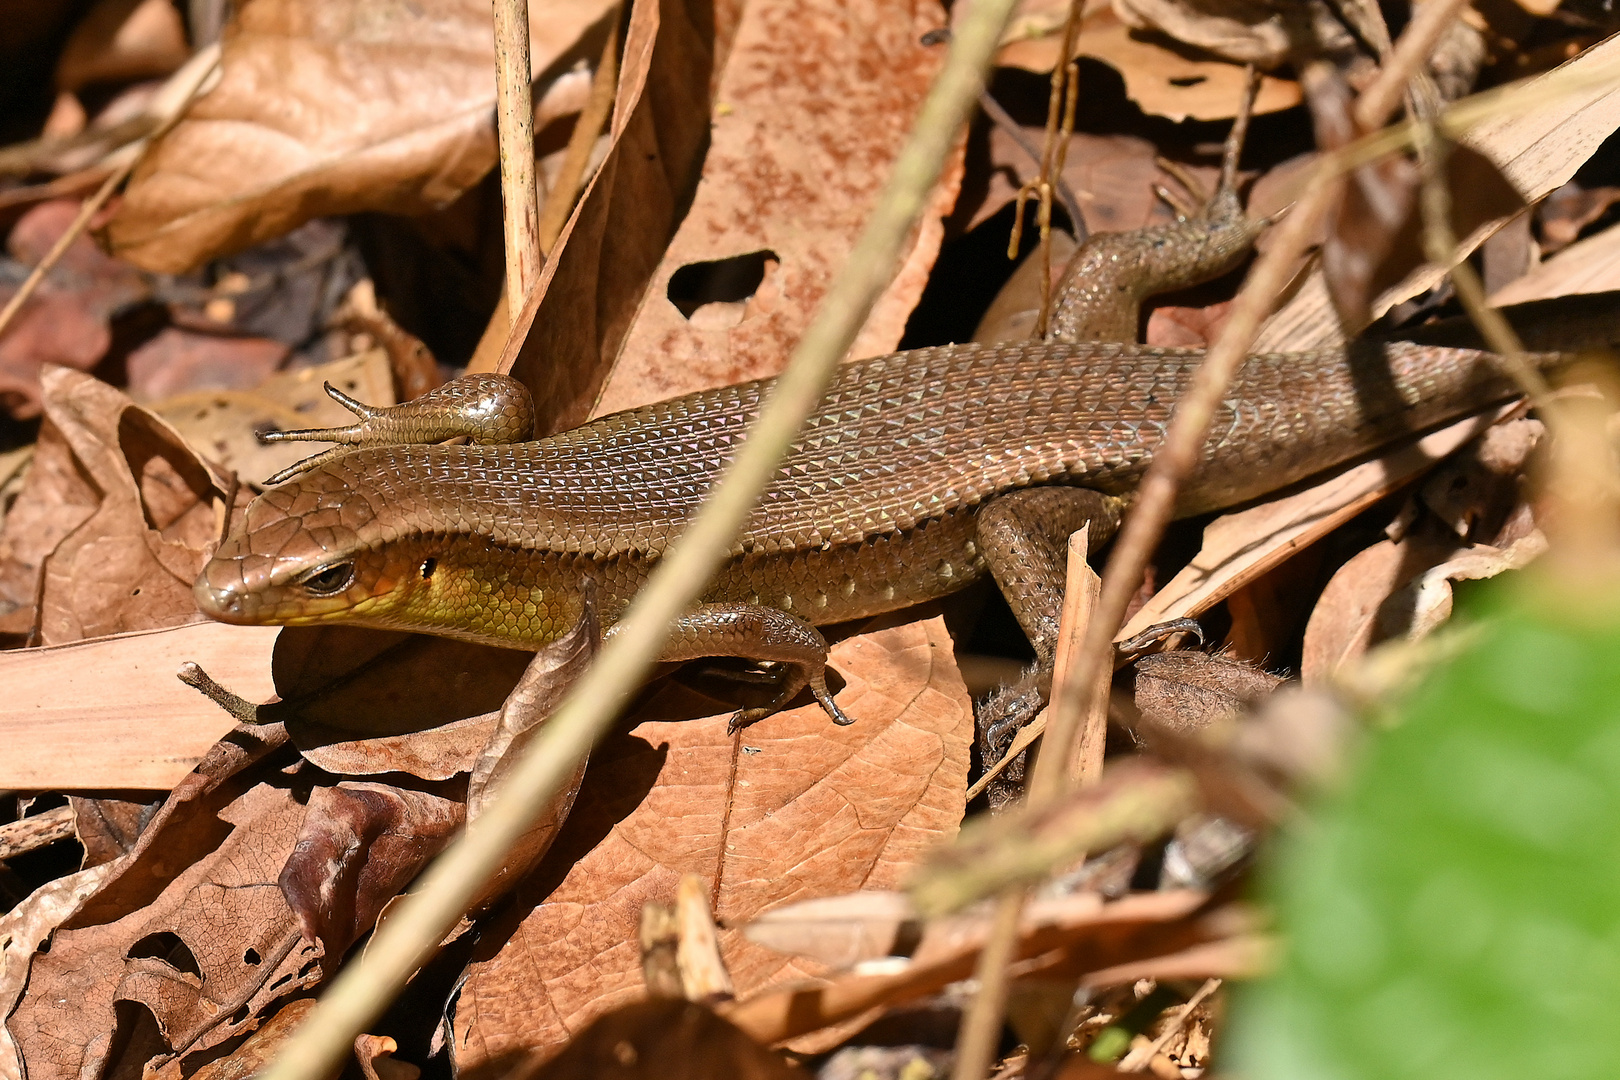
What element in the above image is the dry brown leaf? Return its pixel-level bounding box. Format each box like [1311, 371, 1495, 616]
[0, 863, 124, 1080]
[279, 631, 532, 777]
[2, 723, 300, 1079]
[590, 0, 958, 416]
[7, 776, 323, 1080]
[447, 618, 971, 1072]
[125, 328, 291, 402]
[355, 1032, 422, 1080]
[0, 621, 278, 790]
[531, 999, 808, 1080]
[181, 999, 316, 1080]
[70, 795, 163, 867]
[1492, 218, 1620, 304]
[103, 0, 617, 272]
[464, 605, 599, 911]
[1257, 36, 1620, 351]
[721, 891, 1215, 1046]
[501, 0, 725, 434]
[55, 0, 189, 92]
[1116, 404, 1517, 641]
[19, 368, 238, 645]
[1299, 523, 1463, 683]
[996, 1, 1299, 122]
[0, 199, 149, 419]
[280, 782, 465, 968]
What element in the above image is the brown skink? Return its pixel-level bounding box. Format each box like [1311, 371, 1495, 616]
[193, 293, 1610, 724]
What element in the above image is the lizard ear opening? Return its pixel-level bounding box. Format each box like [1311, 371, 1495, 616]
[421, 556, 438, 580]
[298, 560, 356, 596]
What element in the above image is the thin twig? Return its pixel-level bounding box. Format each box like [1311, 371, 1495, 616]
[493, 0, 541, 329]
[537, 6, 622, 255]
[253, 4, 1021, 1078]
[0, 49, 220, 341]
[978, 89, 1085, 237]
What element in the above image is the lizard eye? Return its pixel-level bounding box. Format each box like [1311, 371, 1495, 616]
[297, 561, 356, 596]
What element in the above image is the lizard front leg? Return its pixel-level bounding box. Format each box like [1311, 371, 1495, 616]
[628, 602, 852, 732]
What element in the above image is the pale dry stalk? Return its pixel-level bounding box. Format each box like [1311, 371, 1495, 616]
[493, 0, 541, 329]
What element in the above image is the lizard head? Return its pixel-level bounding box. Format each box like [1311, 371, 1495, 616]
[195, 450, 575, 648]
[194, 468, 411, 628]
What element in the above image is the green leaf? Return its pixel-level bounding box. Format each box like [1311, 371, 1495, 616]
[1229, 593, 1620, 1080]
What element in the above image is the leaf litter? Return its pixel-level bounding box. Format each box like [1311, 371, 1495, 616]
[2, 0, 1620, 1076]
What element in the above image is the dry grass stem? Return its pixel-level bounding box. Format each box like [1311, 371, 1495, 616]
[493, 0, 541, 328]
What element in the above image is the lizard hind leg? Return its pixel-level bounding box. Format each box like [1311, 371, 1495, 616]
[1045, 65, 1264, 346]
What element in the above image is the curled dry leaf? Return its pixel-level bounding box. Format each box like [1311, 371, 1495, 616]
[1302, 419, 1546, 681]
[463, 603, 599, 911]
[447, 618, 972, 1072]
[1257, 35, 1620, 352]
[591, 0, 958, 415]
[1491, 218, 1620, 305]
[103, 0, 618, 272]
[355, 1032, 422, 1080]
[279, 782, 465, 969]
[0, 367, 239, 646]
[722, 891, 1240, 1046]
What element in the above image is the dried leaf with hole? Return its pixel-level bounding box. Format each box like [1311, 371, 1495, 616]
[591, 0, 958, 416]
[447, 618, 972, 1071]
[103, 0, 618, 272]
[4, 725, 306, 1080]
